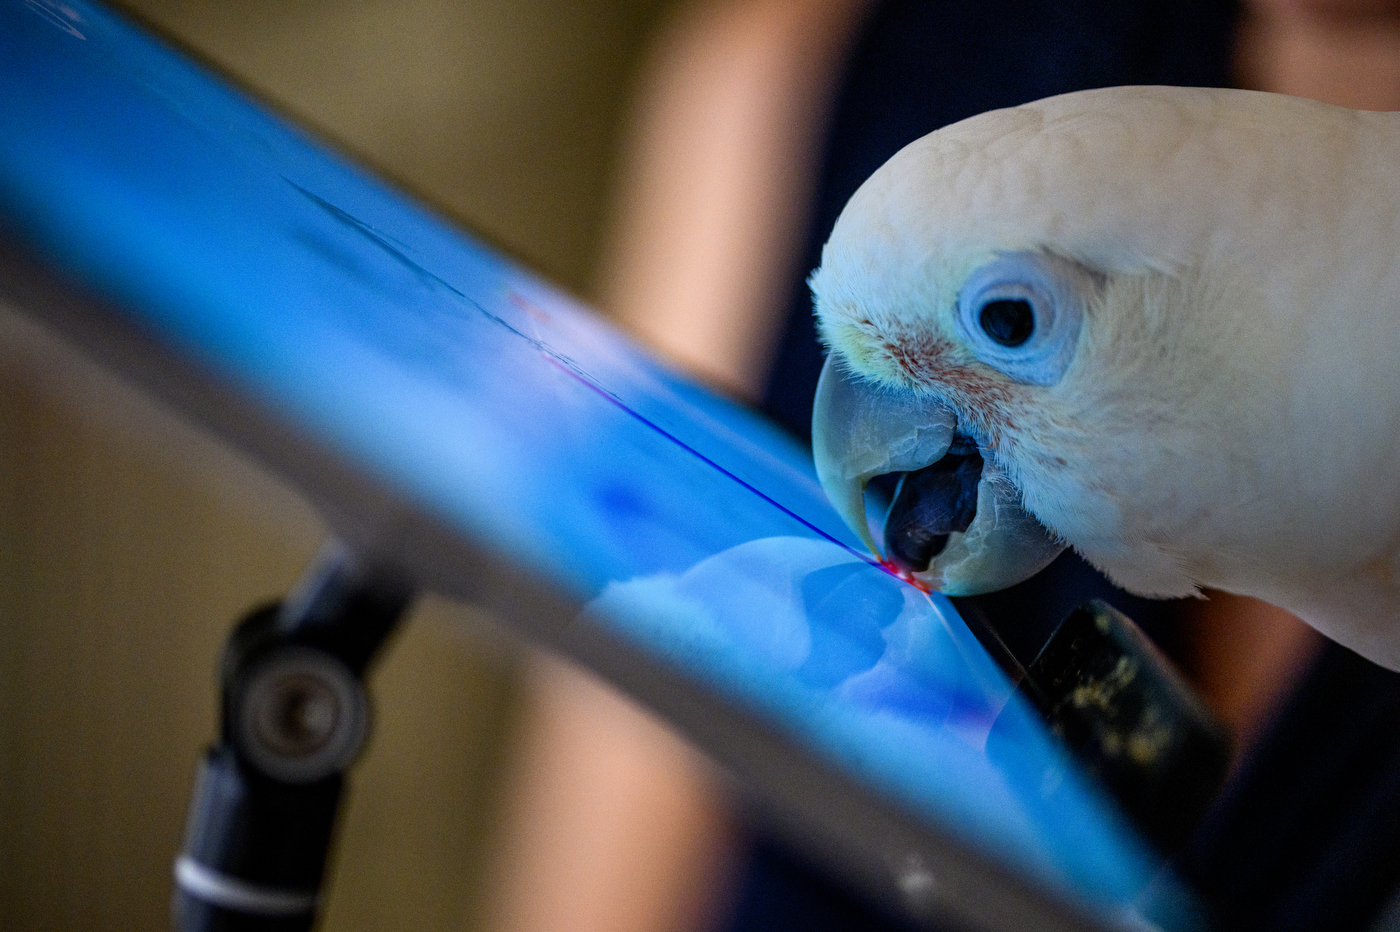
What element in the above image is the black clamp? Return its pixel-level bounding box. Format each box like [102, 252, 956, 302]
[173, 544, 413, 932]
[987, 599, 1233, 854]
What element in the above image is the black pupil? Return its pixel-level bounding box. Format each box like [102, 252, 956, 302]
[979, 299, 1034, 347]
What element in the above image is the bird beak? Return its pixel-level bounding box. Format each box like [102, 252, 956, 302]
[812, 355, 1065, 595]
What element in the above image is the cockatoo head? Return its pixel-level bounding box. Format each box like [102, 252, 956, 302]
[811, 86, 1400, 665]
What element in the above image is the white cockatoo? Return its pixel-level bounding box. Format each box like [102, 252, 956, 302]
[810, 86, 1400, 670]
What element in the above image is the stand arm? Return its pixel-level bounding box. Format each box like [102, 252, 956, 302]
[173, 544, 413, 932]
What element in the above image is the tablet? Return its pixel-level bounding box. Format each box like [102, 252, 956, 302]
[0, 3, 1200, 929]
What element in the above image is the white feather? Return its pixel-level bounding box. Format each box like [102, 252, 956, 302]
[812, 86, 1400, 668]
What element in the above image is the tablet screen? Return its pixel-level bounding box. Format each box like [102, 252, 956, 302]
[0, 3, 1194, 928]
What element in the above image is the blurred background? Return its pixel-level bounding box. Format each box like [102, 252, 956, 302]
[0, 1, 675, 929]
[9, 1, 1397, 931]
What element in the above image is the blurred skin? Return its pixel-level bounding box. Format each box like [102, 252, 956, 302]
[599, 0, 872, 397]
[486, 4, 1400, 932]
[485, 656, 738, 932]
[1239, 0, 1400, 109]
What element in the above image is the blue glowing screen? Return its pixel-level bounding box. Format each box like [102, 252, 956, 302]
[0, 1, 1180, 925]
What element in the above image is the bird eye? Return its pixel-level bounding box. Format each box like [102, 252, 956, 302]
[956, 253, 1093, 386]
[978, 299, 1034, 347]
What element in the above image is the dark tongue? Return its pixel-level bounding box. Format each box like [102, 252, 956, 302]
[883, 450, 983, 573]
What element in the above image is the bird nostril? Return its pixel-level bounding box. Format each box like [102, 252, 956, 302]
[882, 450, 983, 574]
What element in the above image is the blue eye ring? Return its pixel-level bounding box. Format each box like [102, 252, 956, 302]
[955, 252, 1092, 386]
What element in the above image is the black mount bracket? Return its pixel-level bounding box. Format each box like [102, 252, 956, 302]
[173, 543, 413, 932]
